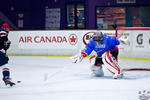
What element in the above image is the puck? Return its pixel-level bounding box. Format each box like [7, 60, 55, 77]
[17, 81, 21, 83]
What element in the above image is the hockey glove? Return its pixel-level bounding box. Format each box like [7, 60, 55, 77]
[3, 40, 11, 51]
[118, 35, 129, 45]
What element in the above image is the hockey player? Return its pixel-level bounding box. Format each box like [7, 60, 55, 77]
[0, 23, 15, 86]
[71, 31, 128, 79]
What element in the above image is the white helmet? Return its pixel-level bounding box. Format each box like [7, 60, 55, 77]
[92, 31, 103, 42]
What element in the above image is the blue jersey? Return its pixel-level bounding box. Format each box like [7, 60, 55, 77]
[83, 34, 120, 58]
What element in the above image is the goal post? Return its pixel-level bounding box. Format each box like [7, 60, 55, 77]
[115, 27, 150, 71]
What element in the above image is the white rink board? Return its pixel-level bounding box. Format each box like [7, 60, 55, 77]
[8, 30, 85, 55]
[117, 29, 150, 58]
[18, 31, 78, 49]
[7, 30, 114, 55]
[7, 30, 150, 58]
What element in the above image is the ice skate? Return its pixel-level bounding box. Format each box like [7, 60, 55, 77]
[3, 78, 15, 86]
[113, 73, 123, 79]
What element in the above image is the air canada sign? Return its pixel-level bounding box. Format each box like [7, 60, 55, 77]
[19, 36, 67, 43]
[18, 32, 78, 49]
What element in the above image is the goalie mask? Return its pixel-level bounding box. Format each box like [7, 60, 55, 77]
[92, 32, 103, 42]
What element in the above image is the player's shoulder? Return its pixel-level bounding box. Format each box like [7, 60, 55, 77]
[0, 28, 8, 32]
[104, 34, 116, 40]
[103, 34, 111, 40]
[90, 38, 94, 42]
[0, 28, 8, 36]
[87, 38, 95, 46]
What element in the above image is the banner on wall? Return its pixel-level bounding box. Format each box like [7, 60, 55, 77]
[132, 30, 150, 51]
[17, 30, 117, 49]
[17, 31, 78, 49]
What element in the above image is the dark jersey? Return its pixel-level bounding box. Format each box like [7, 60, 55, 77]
[0, 28, 9, 50]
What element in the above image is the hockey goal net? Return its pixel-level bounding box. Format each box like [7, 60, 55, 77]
[116, 27, 150, 71]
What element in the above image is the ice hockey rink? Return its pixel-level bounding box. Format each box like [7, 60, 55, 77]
[0, 56, 150, 100]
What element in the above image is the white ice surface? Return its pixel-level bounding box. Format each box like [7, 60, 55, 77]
[0, 56, 150, 100]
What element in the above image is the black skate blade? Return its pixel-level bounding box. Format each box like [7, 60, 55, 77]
[5, 82, 16, 87]
[9, 83, 16, 87]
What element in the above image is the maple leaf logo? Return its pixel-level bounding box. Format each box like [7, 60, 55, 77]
[69, 34, 78, 45]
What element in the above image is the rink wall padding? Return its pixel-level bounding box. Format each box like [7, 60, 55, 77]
[7, 30, 150, 59]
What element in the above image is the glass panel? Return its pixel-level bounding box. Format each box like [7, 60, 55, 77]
[77, 4, 85, 28]
[118, 0, 123, 2]
[67, 5, 75, 28]
[139, 7, 150, 27]
[132, 7, 143, 27]
[130, 0, 136, 3]
[96, 7, 125, 29]
[117, 0, 136, 3]
[124, 0, 130, 2]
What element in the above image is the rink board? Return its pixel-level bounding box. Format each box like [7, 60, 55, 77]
[7, 30, 150, 59]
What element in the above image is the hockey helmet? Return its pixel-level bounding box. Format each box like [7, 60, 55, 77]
[1, 23, 12, 32]
[92, 31, 103, 42]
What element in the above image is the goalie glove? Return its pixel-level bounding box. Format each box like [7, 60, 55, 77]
[118, 35, 129, 45]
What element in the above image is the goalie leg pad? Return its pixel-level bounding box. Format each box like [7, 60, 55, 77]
[89, 56, 104, 77]
[102, 51, 122, 75]
[91, 65, 104, 77]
